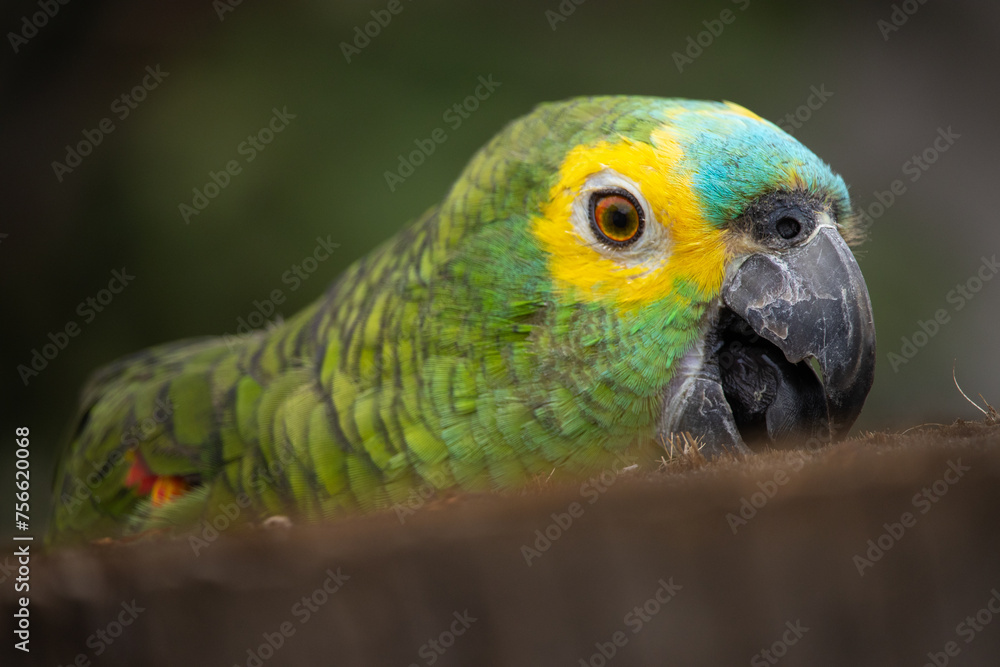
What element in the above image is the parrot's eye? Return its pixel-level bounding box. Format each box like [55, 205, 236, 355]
[589, 189, 644, 247]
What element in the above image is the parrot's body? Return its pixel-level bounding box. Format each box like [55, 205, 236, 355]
[49, 97, 875, 545]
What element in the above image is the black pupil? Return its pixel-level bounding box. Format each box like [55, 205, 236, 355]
[775, 216, 801, 239]
[608, 205, 632, 232]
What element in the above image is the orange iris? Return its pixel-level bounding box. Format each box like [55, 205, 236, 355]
[591, 192, 642, 245]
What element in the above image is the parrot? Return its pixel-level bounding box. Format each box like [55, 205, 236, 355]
[47, 96, 876, 546]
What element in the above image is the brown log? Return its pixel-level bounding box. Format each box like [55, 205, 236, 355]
[8, 421, 1000, 666]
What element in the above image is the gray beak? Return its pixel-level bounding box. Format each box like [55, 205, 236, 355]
[660, 223, 876, 455]
[722, 225, 876, 440]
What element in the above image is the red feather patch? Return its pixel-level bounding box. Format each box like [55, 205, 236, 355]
[124, 451, 188, 506]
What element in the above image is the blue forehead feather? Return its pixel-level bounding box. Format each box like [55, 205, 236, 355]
[648, 101, 851, 226]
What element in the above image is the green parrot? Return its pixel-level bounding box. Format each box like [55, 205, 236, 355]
[48, 96, 875, 546]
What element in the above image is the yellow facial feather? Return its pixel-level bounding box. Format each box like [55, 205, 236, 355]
[532, 125, 728, 310]
[722, 101, 765, 121]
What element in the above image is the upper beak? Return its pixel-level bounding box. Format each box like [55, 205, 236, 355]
[721, 225, 876, 440]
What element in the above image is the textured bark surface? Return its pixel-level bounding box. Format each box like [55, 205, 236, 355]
[8, 421, 1000, 666]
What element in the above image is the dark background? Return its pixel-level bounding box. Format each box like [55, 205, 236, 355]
[2, 0, 998, 538]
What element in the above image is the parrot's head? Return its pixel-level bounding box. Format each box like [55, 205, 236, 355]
[440, 96, 875, 456]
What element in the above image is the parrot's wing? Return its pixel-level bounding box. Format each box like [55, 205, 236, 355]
[49, 336, 243, 541]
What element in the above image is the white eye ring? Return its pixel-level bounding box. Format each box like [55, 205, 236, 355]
[569, 169, 670, 269]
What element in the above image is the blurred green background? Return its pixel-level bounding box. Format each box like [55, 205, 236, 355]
[2, 0, 998, 537]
